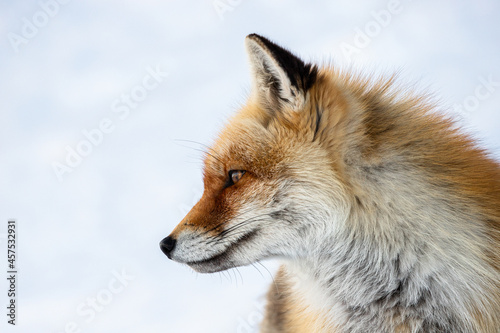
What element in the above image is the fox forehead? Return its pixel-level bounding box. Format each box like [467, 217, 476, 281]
[203, 113, 288, 181]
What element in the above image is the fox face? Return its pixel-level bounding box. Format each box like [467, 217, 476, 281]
[160, 34, 350, 273]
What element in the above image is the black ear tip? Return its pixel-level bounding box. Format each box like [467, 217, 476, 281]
[246, 33, 262, 40]
[246, 33, 270, 45]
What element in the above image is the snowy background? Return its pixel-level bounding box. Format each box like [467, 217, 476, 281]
[1, 0, 499, 332]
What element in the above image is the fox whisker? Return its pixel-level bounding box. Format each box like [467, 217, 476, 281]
[174, 139, 225, 165]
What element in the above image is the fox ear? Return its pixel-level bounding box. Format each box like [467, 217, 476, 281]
[245, 34, 317, 113]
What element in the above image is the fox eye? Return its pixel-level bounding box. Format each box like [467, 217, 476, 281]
[227, 170, 245, 186]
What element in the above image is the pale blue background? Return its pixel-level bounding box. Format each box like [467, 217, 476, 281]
[0, 1, 499, 332]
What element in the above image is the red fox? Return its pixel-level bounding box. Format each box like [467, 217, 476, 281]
[160, 34, 500, 332]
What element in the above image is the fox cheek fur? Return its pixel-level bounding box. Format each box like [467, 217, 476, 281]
[160, 34, 500, 332]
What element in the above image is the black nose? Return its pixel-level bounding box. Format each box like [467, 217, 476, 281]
[160, 236, 176, 259]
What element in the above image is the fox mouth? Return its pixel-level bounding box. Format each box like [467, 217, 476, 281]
[186, 229, 259, 273]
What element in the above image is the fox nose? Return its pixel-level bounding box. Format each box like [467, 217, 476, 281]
[160, 236, 176, 259]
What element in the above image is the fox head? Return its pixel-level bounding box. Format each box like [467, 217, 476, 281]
[160, 34, 351, 273]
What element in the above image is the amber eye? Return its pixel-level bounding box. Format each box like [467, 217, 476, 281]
[227, 170, 245, 186]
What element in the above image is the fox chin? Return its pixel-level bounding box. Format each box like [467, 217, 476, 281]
[160, 34, 500, 332]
